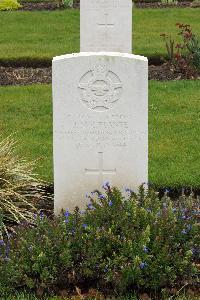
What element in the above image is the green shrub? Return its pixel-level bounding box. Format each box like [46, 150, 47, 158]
[63, 0, 73, 7]
[0, 185, 199, 297]
[0, 0, 21, 11]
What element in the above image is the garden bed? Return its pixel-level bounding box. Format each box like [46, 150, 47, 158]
[135, 1, 199, 9]
[19, 1, 60, 10]
[0, 63, 199, 86]
[17, 1, 200, 11]
[0, 66, 52, 85]
[1, 183, 200, 299]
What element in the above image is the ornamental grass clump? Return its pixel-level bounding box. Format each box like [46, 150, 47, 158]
[0, 184, 199, 297]
[0, 137, 40, 236]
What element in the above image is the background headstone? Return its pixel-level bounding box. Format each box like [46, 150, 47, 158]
[80, 0, 132, 53]
[53, 53, 148, 213]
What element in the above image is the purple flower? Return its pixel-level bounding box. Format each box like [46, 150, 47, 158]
[192, 247, 199, 255]
[39, 211, 44, 220]
[181, 215, 191, 220]
[82, 223, 88, 229]
[88, 203, 94, 210]
[192, 248, 196, 255]
[140, 262, 148, 269]
[102, 181, 110, 190]
[125, 188, 133, 193]
[64, 210, 70, 217]
[143, 246, 148, 253]
[71, 228, 75, 234]
[181, 229, 187, 234]
[80, 210, 85, 215]
[85, 193, 90, 198]
[99, 194, 106, 200]
[64, 210, 70, 223]
[108, 200, 113, 207]
[0, 240, 5, 246]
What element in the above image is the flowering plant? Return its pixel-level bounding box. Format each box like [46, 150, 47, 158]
[160, 23, 200, 78]
[0, 185, 199, 297]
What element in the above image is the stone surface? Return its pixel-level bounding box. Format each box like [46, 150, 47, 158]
[80, 0, 132, 53]
[53, 52, 148, 213]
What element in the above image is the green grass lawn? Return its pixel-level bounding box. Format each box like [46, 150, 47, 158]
[0, 8, 199, 62]
[0, 80, 199, 187]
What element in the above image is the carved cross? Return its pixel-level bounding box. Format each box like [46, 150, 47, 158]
[85, 152, 116, 186]
[98, 13, 115, 30]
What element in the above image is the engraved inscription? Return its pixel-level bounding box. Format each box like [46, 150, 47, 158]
[85, 152, 116, 186]
[78, 63, 123, 111]
[57, 114, 148, 150]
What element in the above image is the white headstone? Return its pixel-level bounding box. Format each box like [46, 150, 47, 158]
[80, 0, 132, 53]
[53, 53, 148, 213]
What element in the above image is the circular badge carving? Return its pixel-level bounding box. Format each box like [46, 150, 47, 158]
[78, 63, 123, 112]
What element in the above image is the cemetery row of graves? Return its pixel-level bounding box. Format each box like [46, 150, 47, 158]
[0, 4, 200, 300]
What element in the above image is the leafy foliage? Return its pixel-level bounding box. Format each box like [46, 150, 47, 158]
[0, 185, 199, 296]
[0, 0, 21, 10]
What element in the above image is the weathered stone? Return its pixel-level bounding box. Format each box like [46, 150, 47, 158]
[80, 0, 132, 53]
[53, 52, 148, 213]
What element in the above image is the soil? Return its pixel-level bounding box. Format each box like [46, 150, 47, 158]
[19, 2, 60, 11]
[0, 66, 52, 86]
[1, 63, 199, 86]
[18, 1, 200, 11]
[135, 1, 198, 9]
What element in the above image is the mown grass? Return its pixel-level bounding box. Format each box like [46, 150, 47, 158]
[149, 80, 200, 188]
[0, 80, 199, 187]
[0, 85, 53, 181]
[0, 8, 199, 62]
